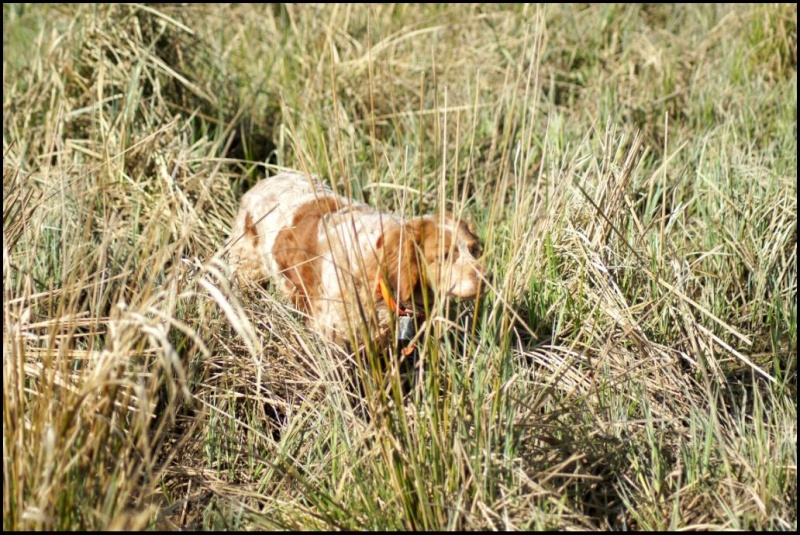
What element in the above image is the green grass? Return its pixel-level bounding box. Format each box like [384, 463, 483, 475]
[3, 3, 796, 530]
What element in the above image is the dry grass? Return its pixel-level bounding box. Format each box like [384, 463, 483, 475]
[3, 3, 796, 530]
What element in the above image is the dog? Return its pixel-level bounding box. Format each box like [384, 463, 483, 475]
[228, 171, 485, 350]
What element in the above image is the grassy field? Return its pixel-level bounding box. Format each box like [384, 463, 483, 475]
[3, 3, 796, 530]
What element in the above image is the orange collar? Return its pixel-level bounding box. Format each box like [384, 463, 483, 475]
[378, 278, 416, 317]
[378, 278, 423, 355]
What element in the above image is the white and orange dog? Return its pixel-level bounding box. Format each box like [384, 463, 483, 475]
[228, 171, 485, 348]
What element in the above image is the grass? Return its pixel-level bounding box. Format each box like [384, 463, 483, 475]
[3, 3, 796, 530]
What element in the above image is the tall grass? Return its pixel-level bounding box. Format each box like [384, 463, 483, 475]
[3, 3, 796, 530]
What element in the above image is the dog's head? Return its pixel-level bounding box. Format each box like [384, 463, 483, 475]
[375, 214, 485, 308]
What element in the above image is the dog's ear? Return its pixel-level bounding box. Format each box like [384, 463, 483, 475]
[375, 221, 421, 303]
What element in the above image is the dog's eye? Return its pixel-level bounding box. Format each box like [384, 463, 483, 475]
[443, 250, 459, 261]
[469, 244, 482, 257]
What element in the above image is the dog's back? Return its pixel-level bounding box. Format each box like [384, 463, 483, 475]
[228, 172, 338, 282]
